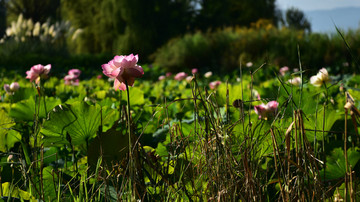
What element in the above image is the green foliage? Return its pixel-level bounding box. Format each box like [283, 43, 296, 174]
[285, 7, 311, 32]
[0, 0, 5, 37]
[0, 14, 81, 69]
[1, 182, 35, 201]
[40, 101, 116, 147]
[121, 87, 145, 106]
[1, 48, 360, 200]
[153, 26, 359, 74]
[61, 0, 195, 58]
[0, 109, 21, 152]
[196, 0, 278, 29]
[87, 124, 128, 169]
[6, 0, 60, 23]
[9, 96, 61, 121]
[60, 0, 279, 59]
[61, 0, 125, 54]
[320, 148, 360, 180]
[152, 32, 212, 71]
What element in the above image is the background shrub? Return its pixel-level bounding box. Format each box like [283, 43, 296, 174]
[152, 23, 359, 75]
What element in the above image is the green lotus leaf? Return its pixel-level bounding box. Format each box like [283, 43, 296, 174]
[0, 109, 21, 152]
[1, 182, 35, 201]
[9, 96, 61, 121]
[320, 147, 360, 180]
[10, 87, 37, 102]
[304, 109, 341, 142]
[87, 123, 128, 170]
[121, 87, 144, 106]
[41, 101, 115, 147]
[42, 166, 59, 199]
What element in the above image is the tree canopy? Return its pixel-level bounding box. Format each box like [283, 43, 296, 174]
[6, 0, 60, 23]
[195, 0, 279, 30]
[0, 0, 5, 37]
[3, 0, 285, 59]
[285, 7, 311, 32]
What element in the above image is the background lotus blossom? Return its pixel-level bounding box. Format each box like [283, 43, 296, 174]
[254, 101, 279, 120]
[204, 71, 212, 78]
[102, 54, 144, 91]
[158, 75, 166, 81]
[209, 80, 221, 89]
[64, 75, 78, 85]
[246, 62, 253, 67]
[288, 77, 301, 86]
[4, 82, 20, 94]
[310, 68, 330, 87]
[186, 76, 193, 82]
[68, 69, 81, 78]
[192, 68, 198, 74]
[174, 72, 187, 81]
[252, 89, 261, 100]
[64, 69, 81, 85]
[279, 66, 289, 76]
[26, 64, 51, 83]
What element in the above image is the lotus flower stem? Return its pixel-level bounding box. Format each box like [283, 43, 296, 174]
[321, 82, 328, 182]
[125, 81, 135, 199]
[42, 85, 47, 118]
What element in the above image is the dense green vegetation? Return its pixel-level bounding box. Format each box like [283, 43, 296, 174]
[0, 59, 360, 200]
[1, 0, 360, 201]
[152, 22, 360, 74]
[3, 0, 352, 74]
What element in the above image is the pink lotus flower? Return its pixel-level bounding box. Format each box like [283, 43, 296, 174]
[186, 76, 193, 82]
[26, 64, 51, 84]
[174, 72, 187, 81]
[310, 68, 330, 87]
[209, 80, 221, 89]
[64, 69, 81, 86]
[254, 101, 279, 120]
[102, 54, 144, 91]
[279, 66, 289, 76]
[4, 82, 20, 94]
[166, 72, 172, 77]
[64, 76, 79, 86]
[158, 75, 166, 81]
[68, 69, 81, 78]
[191, 68, 198, 74]
[97, 75, 102, 79]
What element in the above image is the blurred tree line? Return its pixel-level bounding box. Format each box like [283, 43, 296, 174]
[1, 0, 287, 61]
[0, 0, 5, 37]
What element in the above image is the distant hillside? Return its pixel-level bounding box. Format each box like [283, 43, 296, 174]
[304, 7, 360, 33]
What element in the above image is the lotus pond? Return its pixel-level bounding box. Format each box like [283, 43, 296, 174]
[1, 57, 360, 201]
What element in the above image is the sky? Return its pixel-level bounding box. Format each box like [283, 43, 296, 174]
[276, 0, 360, 11]
[276, 0, 360, 32]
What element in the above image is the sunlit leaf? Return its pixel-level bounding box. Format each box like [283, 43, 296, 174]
[305, 109, 341, 142]
[0, 109, 21, 152]
[41, 101, 115, 147]
[9, 96, 61, 121]
[1, 182, 35, 201]
[121, 87, 144, 106]
[42, 166, 59, 199]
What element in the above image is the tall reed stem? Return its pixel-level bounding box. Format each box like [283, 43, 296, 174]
[344, 108, 349, 202]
